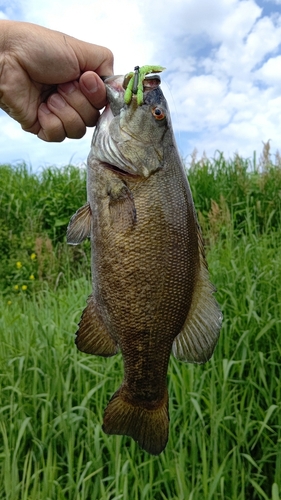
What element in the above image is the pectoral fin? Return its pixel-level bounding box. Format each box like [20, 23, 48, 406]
[108, 180, 136, 230]
[172, 227, 222, 364]
[76, 294, 119, 357]
[67, 202, 92, 245]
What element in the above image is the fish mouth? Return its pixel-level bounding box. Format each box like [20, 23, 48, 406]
[142, 74, 161, 91]
[104, 75, 125, 92]
[102, 73, 162, 99]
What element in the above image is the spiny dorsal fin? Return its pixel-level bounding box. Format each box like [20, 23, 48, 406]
[172, 224, 222, 364]
[67, 202, 92, 245]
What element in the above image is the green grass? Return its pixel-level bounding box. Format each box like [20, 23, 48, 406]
[0, 163, 90, 293]
[0, 153, 281, 499]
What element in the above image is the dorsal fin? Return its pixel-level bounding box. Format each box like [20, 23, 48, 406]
[172, 225, 222, 363]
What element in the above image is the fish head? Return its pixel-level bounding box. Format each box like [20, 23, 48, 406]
[89, 73, 171, 178]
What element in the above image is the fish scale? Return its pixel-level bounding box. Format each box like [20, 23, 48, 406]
[67, 71, 222, 455]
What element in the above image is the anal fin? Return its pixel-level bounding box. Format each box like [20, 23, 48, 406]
[76, 294, 118, 357]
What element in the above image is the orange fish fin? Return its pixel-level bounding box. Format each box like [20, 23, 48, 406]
[108, 181, 136, 230]
[76, 294, 118, 357]
[172, 226, 222, 363]
[102, 387, 169, 455]
[67, 202, 92, 245]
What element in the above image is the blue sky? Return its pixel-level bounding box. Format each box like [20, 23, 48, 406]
[0, 0, 281, 169]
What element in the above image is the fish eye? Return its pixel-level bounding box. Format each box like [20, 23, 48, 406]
[152, 107, 166, 120]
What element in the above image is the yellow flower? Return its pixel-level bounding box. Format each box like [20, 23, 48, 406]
[14, 285, 19, 290]
[7, 300, 12, 305]
[29, 274, 35, 280]
[22, 285, 27, 291]
[16, 261, 22, 269]
[30, 253, 36, 260]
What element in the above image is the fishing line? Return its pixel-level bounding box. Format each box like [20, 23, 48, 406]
[161, 77, 184, 158]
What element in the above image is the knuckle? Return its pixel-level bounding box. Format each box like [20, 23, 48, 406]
[38, 125, 65, 142]
[105, 48, 114, 67]
[67, 124, 86, 139]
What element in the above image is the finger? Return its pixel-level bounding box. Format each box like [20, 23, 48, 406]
[37, 103, 66, 142]
[46, 93, 86, 139]
[58, 79, 101, 127]
[79, 72, 108, 110]
[71, 41, 114, 77]
[93, 46, 114, 76]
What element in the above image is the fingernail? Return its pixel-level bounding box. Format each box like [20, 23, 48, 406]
[49, 94, 66, 109]
[59, 82, 77, 94]
[83, 74, 98, 93]
[40, 103, 51, 114]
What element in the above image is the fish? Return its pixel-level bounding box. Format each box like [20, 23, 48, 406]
[67, 67, 222, 455]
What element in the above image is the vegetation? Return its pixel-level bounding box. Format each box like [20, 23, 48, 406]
[0, 145, 281, 499]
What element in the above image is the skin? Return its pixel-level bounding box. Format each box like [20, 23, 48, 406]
[0, 20, 114, 141]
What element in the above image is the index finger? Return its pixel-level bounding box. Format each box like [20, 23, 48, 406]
[78, 72, 108, 110]
[92, 46, 114, 77]
[69, 38, 114, 77]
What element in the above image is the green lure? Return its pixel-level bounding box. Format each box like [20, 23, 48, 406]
[124, 65, 165, 106]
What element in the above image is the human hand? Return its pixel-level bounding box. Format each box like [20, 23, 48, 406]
[0, 20, 113, 141]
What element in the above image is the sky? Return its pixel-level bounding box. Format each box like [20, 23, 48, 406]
[0, 0, 281, 169]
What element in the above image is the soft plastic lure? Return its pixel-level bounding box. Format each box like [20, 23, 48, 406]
[124, 65, 165, 105]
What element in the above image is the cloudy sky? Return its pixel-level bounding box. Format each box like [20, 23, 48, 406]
[0, 0, 281, 169]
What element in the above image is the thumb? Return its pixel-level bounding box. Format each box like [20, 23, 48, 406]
[79, 71, 108, 109]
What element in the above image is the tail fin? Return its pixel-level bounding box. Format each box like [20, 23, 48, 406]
[102, 387, 169, 455]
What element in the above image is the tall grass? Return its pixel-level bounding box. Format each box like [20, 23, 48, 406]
[0, 163, 90, 294]
[0, 151, 281, 499]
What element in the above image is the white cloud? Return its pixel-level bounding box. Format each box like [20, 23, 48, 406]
[167, 74, 229, 131]
[204, 12, 281, 82]
[158, 1, 281, 159]
[254, 54, 281, 87]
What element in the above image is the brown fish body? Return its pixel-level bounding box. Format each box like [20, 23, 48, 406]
[67, 74, 222, 455]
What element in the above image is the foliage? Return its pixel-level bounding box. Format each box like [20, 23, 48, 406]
[0, 163, 90, 294]
[187, 147, 281, 237]
[0, 150, 281, 499]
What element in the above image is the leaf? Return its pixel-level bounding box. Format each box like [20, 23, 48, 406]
[251, 405, 278, 450]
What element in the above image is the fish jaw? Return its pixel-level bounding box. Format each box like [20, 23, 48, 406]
[103, 75, 125, 117]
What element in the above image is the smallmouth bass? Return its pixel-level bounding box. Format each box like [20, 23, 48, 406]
[67, 70, 222, 455]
